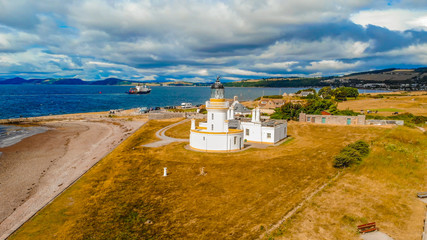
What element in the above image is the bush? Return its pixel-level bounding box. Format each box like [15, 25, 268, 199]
[347, 140, 370, 157]
[333, 148, 362, 168]
[333, 140, 369, 168]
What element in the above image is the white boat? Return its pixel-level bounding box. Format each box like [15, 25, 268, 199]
[128, 84, 151, 94]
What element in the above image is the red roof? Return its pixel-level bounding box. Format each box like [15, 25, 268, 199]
[321, 111, 331, 115]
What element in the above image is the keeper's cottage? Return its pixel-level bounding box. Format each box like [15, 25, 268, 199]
[189, 77, 287, 152]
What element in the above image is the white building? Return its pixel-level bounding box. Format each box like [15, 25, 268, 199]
[189, 78, 287, 152]
[240, 108, 287, 144]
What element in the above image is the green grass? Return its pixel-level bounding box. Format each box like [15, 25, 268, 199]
[370, 108, 402, 112]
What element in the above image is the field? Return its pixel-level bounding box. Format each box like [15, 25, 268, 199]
[338, 91, 427, 116]
[10, 120, 393, 239]
[270, 126, 427, 240]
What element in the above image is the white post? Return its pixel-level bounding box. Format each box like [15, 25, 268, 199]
[191, 119, 196, 130]
[163, 167, 167, 177]
[251, 108, 256, 122]
[230, 107, 235, 120]
[256, 107, 261, 122]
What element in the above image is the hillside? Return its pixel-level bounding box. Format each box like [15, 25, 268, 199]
[0, 78, 136, 85]
[223, 67, 427, 90]
[224, 77, 332, 88]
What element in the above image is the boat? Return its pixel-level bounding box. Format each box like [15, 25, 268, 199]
[128, 84, 151, 94]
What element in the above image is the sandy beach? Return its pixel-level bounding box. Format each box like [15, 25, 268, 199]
[0, 114, 146, 239]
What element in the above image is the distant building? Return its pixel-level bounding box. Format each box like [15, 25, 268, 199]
[300, 113, 366, 125]
[298, 91, 315, 97]
[231, 97, 251, 115]
[299, 112, 403, 126]
[258, 98, 285, 109]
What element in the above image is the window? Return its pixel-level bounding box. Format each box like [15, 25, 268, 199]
[203, 136, 205, 141]
[246, 129, 249, 136]
[212, 113, 214, 120]
[307, 117, 311, 122]
[267, 133, 271, 139]
[211, 125, 214, 131]
[234, 136, 237, 144]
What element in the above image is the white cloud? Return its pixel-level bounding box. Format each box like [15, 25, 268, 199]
[0, 0, 427, 80]
[305, 60, 361, 71]
[222, 76, 241, 81]
[259, 39, 370, 61]
[254, 61, 298, 71]
[383, 43, 427, 64]
[351, 9, 427, 31]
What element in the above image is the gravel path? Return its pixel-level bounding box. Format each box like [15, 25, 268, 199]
[142, 119, 189, 147]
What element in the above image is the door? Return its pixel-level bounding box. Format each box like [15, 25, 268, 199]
[347, 118, 351, 125]
[322, 117, 326, 123]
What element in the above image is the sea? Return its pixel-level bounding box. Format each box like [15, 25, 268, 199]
[0, 84, 385, 148]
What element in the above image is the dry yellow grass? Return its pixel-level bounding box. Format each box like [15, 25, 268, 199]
[269, 126, 427, 240]
[338, 92, 427, 116]
[10, 120, 392, 239]
[163, 119, 203, 139]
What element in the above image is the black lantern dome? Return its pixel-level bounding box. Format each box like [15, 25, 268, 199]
[210, 76, 225, 99]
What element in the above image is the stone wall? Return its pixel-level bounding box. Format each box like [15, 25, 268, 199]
[299, 113, 366, 125]
[366, 119, 404, 126]
[148, 112, 185, 119]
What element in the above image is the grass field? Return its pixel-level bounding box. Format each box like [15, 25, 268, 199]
[10, 119, 391, 239]
[338, 92, 427, 116]
[269, 126, 427, 240]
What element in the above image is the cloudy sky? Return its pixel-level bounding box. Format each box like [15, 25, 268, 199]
[0, 0, 427, 82]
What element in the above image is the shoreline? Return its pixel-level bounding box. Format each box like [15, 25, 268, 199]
[0, 113, 147, 239]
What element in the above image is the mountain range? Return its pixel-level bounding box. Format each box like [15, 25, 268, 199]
[1, 68, 426, 89]
[0, 77, 136, 85]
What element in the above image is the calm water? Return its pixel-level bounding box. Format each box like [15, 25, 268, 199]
[0, 85, 384, 120]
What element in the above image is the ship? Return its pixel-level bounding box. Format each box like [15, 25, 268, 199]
[128, 84, 151, 94]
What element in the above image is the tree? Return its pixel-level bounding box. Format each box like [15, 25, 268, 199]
[318, 86, 332, 99]
[332, 87, 359, 100]
[270, 102, 303, 120]
[295, 88, 317, 94]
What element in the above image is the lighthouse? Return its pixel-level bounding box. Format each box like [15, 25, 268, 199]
[189, 77, 244, 152]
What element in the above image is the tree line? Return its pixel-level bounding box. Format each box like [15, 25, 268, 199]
[271, 87, 359, 120]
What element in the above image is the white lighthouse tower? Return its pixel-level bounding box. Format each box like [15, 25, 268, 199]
[189, 77, 244, 152]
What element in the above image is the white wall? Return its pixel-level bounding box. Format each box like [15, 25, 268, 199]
[206, 108, 228, 132]
[241, 122, 287, 144]
[189, 131, 243, 151]
[241, 122, 262, 143]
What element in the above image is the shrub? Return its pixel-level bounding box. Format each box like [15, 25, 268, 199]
[333, 140, 370, 168]
[333, 148, 362, 168]
[347, 140, 370, 157]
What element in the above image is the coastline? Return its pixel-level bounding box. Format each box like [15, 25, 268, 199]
[0, 112, 147, 239]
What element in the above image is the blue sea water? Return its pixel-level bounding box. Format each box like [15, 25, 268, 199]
[0, 85, 384, 120]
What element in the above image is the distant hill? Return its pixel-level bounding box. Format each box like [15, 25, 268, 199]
[0, 77, 136, 85]
[224, 77, 332, 88]
[223, 67, 427, 90]
[89, 78, 135, 85]
[0, 77, 28, 84]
